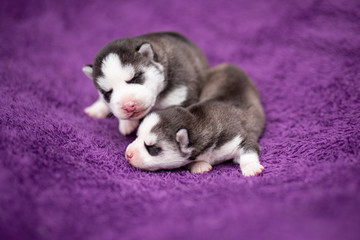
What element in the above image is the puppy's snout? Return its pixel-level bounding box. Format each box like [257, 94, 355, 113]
[126, 151, 133, 161]
[122, 101, 136, 112]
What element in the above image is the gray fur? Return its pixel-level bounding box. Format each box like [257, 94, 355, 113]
[152, 64, 265, 161]
[87, 32, 209, 107]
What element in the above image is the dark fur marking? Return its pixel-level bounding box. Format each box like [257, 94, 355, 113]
[99, 89, 112, 102]
[127, 72, 144, 84]
[144, 143, 162, 156]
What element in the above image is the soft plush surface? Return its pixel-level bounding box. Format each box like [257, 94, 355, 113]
[1, 0, 359, 239]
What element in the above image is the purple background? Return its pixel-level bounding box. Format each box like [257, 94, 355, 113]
[1, 0, 360, 239]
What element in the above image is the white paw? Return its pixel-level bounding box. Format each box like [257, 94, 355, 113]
[241, 163, 264, 177]
[119, 120, 139, 136]
[84, 100, 110, 119]
[188, 162, 212, 174]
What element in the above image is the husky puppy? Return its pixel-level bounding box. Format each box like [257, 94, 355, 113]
[82, 32, 209, 135]
[125, 64, 266, 176]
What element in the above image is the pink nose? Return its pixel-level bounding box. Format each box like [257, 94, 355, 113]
[126, 151, 133, 161]
[122, 102, 136, 112]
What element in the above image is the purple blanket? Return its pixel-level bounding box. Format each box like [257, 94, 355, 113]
[1, 0, 359, 239]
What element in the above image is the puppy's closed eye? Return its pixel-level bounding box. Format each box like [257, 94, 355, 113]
[144, 143, 162, 156]
[128, 72, 144, 84]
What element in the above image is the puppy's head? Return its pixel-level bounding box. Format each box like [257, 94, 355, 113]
[83, 42, 165, 120]
[125, 108, 194, 171]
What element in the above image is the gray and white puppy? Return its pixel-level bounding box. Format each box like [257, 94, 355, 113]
[82, 32, 209, 135]
[125, 64, 266, 176]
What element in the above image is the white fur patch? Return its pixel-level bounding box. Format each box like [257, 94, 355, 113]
[119, 119, 139, 136]
[97, 53, 135, 91]
[84, 96, 110, 118]
[157, 86, 188, 108]
[237, 150, 259, 167]
[196, 136, 243, 165]
[142, 65, 165, 94]
[137, 113, 160, 137]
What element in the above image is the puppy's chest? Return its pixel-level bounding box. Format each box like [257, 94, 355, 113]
[155, 86, 189, 109]
[195, 136, 243, 165]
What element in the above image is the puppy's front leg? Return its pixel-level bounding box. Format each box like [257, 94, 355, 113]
[119, 119, 139, 136]
[84, 97, 110, 118]
[187, 161, 212, 174]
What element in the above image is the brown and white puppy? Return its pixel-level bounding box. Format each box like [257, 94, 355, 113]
[82, 32, 209, 135]
[125, 64, 266, 176]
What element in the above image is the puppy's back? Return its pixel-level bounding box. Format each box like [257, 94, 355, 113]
[198, 64, 265, 142]
[200, 64, 258, 106]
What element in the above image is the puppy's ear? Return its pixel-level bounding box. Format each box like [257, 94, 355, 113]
[176, 129, 192, 154]
[82, 64, 93, 79]
[137, 43, 154, 60]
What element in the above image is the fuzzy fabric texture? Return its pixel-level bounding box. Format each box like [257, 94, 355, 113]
[1, 0, 360, 239]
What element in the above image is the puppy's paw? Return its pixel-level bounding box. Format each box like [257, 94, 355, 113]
[188, 161, 212, 174]
[241, 163, 264, 177]
[84, 100, 110, 118]
[119, 120, 139, 136]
